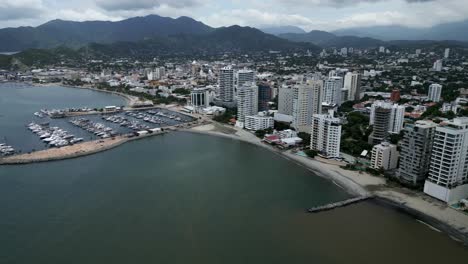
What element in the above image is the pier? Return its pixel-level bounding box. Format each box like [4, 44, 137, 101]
[307, 196, 372, 213]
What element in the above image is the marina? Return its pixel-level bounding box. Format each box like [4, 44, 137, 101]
[0, 143, 15, 156]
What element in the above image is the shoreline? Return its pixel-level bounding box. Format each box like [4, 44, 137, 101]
[186, 124, 468, 246]
[29, 82, 139, 107]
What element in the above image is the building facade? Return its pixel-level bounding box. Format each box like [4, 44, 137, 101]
[219, 66, 235, 102]
[424, 118, 468, 203]
[428, 84, 443, 103]
[370, 101, 405, 134]
[292, 80, 323, 133]
[258, 83, 272, 111]
[190, 88, 212, 108]
[323, 76, 343, 106]
[370, 142, 399, 170]
[344, 72, 362, 101]
[245, 115, 274, 131]
[237, 69, 255, 87]
[398, 121, 437, 187]
[278, 85, 294, 116]
[236, 83, 258, 127]
[310, 111, 342, 158]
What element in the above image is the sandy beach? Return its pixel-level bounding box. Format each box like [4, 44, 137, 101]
[188, 123, 468, 244]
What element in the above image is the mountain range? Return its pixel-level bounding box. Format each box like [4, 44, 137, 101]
[332, 20, 468, 41]
[1, 14, 468, 66]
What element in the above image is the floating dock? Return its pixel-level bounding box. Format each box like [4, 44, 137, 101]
[307, 196, 372, 213]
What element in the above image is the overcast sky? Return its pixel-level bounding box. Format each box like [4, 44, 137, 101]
[1, 0, 468, 31]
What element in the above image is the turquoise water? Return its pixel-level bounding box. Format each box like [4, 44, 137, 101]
[0, 83, 467, 263]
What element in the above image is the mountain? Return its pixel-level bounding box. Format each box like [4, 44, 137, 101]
[0, 26, 319, 68]
[279, 30, 384, 48]
[0, 15, 214, 52]
[333, 20, 468, 41]
[260, 26, 307, 35]
[86, 26, 320, 58]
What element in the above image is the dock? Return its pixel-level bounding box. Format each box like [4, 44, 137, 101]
[307, 196, 372, 213]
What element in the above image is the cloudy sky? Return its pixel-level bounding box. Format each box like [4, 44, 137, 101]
[1, 0, 468, 31]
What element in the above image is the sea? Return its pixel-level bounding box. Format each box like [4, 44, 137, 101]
[0, 83, 467, 263]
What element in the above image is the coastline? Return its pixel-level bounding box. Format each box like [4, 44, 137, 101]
[186, 123, 468, 245]
[30, 82, 139, 107]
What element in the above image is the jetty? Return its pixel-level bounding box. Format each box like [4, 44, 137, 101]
[307, 196, 372, 213]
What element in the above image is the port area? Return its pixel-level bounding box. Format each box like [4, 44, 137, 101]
[0, 105, 206, 165]
[0, 128, 175, 165]
[307, 196, 373, 213]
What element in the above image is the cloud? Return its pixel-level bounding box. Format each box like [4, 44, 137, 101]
[95, 0, 199, 11]
[277, 0, 436, 7]
[0, 0, 44, 20]
[200, 9, 322, 29]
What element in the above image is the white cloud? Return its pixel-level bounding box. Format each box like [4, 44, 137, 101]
[95, 0, 199, 11]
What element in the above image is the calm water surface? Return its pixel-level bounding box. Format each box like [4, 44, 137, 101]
[0, 83, 467, 263]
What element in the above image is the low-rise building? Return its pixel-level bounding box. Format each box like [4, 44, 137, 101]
[245, 115, 274, 131]
[370, 142, 399, 170]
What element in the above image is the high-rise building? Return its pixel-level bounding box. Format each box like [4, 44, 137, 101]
[340, 47, 348, 56]
[444, 48, 450, 59]
[278, 85, 294, 116]
[370, 142, 399, 170]
[424, 118, 468, 203]
[310, 110, 342, 158]
[237, 69, 255, 88]
[236, 82, 258, 128]
[292, 80, 323, 133]
[398, 121, 437, 187]
[433, 59, 443, 72]
[379, 46, 385, 53]
[369, 102, 405, 145]
[368, 107, 391, 145]
[190, 88, 212, 108]
[344, 72, 362, 101]
[323, 77, 343, 106]
[258, 83, 272, 111]
[428, 84, 443, 102]
[147, 67, 166, 81]
[219, 66, 235, 102]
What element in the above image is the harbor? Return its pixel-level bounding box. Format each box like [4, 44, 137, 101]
[0, 89, 199, 164]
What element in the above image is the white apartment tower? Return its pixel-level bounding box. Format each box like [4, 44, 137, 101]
[428, 84, 443, 102]
[310, 110, 342, 158]
[398, 121, 437, 187]
[292, 80, 323, 132]
[370, 142, 399, 170]
[219, 66, 235, 102]
[278, 85, 294, 116]
[433, 59, 443, 72]
[444, 48, 450, 59]
[236, 82, 258, 128]
[370, 101, 405, 134]
[344, 72, 362, 101]
[323, 77, 343, 106]
[237, 69, 255, 87]
[424, 118, 468, 203]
